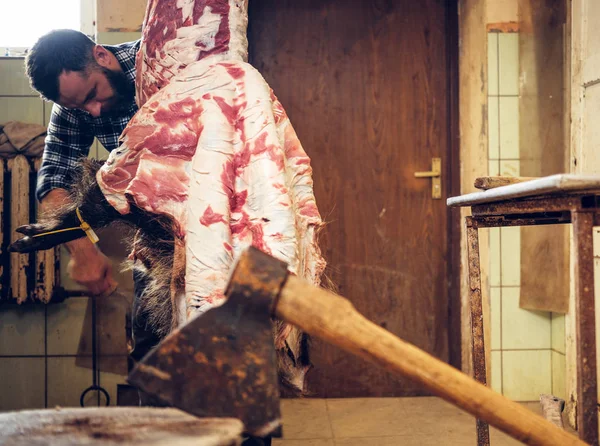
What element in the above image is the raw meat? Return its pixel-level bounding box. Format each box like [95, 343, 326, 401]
[96, 0, 326, 390]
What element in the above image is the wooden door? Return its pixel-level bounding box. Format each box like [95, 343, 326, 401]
[248, 0, 459, 397]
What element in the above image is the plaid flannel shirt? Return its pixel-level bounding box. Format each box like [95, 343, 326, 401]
[36, 40, 141, 201]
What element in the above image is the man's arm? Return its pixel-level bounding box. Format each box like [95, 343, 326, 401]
[37, 104, 116, 296]
[41, 188, 116, 296]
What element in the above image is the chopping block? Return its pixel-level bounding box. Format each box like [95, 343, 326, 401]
[129, 246, 586, 445]
[0, 407, 243, 445]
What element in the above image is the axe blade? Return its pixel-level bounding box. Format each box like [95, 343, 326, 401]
[128, 293, 282, 437]
[128, 248, 290, 438]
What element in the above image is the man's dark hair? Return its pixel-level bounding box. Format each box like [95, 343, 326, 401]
[25, 29, 97, 102]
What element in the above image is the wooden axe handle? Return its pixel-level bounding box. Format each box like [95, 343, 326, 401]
[275, 276, 585, 446]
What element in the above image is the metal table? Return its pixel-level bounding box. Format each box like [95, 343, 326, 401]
[448, 174, 600, 445]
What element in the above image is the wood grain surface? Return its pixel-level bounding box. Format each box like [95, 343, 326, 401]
[249, 0, 456, 397]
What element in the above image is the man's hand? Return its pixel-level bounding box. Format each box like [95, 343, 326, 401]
[41, 188, 117, 296]
[67, 239, 117, 296]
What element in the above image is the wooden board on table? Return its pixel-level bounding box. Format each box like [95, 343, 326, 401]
[448, 174, 600, 207]
[474, 176, 537, 190]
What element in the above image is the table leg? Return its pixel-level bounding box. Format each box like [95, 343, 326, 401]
[572, 211, 598, 444]
[466, 217, 490, 446]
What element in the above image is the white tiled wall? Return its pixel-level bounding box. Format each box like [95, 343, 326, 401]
[502, 350, 552, 401]
[0, 358, 45, 411]
[498, 33, 519, 96]
[0, 59, 103, 158]
[97, 32, 142, 46]
[46, 298, 93, 356]
[0, 306, 45, 356]
[487, 31, 564, 401]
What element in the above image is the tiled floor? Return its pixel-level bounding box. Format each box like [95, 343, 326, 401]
[273, 397, 574, 445]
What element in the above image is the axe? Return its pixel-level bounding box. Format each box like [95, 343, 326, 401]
[128, 247, 584, 445]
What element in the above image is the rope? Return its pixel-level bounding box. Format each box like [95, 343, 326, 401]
[32, 207, 99, 244]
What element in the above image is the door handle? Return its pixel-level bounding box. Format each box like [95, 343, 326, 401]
[414, 157, 441, 199]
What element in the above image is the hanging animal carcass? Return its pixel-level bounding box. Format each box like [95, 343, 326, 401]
[11, 0, 326, 394]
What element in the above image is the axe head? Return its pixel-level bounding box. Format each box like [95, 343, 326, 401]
[127, 247, 290, 438]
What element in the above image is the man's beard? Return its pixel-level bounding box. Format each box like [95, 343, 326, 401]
[102, 67, 135, 114]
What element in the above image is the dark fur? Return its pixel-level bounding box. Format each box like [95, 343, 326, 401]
[27, 160, 177, 338]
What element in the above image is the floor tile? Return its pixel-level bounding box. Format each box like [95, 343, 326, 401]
[272, 398, 573, 445]
[335, 437, 420, 446]
[327, 398, 415, 438]
[281, 398, 333, 439]
[400, 398, 475, 438]
[274, 440, 335, 446]
[490, 427, 525, 446]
